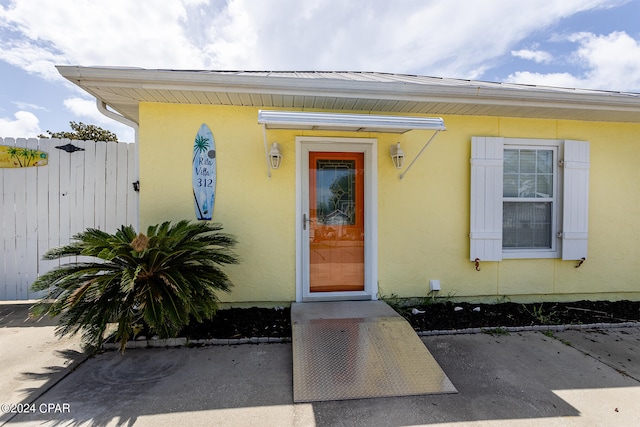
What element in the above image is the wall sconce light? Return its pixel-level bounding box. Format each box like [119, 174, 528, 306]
[390, 142, 405, 169]
[269, 142, 282, 169]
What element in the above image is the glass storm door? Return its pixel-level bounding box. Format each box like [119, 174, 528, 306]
[308, 152, 365, 292]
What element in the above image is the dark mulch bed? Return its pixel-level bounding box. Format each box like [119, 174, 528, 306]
[397, 300, 640, 332]
[176, 300, 640, 340]
[179, 307, 292, 340]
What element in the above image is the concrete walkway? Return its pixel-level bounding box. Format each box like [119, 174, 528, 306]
[0, 303, 86, 426]
[2, 302, 639, 426]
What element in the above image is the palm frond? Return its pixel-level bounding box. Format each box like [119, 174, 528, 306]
[30, 221, 238, 353]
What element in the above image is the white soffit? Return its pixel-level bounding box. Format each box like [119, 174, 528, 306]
[258, 110, 446, 133]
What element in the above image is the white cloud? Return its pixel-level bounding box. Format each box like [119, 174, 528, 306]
[13, 101, 46, 111]
[63, 97, 135, 142]
[0, 0, 626, 81]
[0, 41, 66, 80]
[198, 0, 625, 78]
[571, 31, 640, 90]
[63, 97, 109, 124]
[0, 111, 42, 138]
[505, 71, 583, 89]
[0, 0, 210, 81]
[507, 31, 640, 91]
[511, 49, 553, 64]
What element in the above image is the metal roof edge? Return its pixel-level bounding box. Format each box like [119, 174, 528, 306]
[56, 66, 640, 114]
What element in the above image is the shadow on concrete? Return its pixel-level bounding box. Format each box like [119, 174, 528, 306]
[7, 345, 292, 426]
[0, 349, 87, 426]
[0, 303, 58, 328]
[17, 349, 86, 387]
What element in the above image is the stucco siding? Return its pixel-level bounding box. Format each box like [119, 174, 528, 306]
[138, 103, 640, 303]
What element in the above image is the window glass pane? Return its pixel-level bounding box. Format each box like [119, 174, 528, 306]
[504, 150, 519, 173]
[536, 174, 553, 198]
[519, 150, 536, 173]
[537, 150, 553, 173]
[519, 174, 536, 197]
[503, 148, 554, 199]
[503, 174, 518, 197]
[503, 202, 552, 249]
[316, 159, 356, 225]
[534, 221, 552, 248]
[502, 146, 556, 253]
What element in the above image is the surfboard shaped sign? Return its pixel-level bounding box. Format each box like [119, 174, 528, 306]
[0, 145, 48, 168]
[192, 124, 217, 220]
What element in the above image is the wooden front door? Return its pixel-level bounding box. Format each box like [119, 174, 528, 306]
[308, 152, 365, 292]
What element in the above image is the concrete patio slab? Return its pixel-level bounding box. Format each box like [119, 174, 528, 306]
[555, 327, 640, 381]
[6, 328, 640, 426]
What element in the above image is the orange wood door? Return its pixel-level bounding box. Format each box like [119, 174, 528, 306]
[309, 152, 365, 292]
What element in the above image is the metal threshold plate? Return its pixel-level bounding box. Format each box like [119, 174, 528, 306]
[291, 301, 457, 402]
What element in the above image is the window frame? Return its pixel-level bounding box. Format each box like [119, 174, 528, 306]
[501, 140, 562, 259]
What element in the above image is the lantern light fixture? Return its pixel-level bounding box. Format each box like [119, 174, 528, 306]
[390, 142, 405, 169]
[269, 142, 282, 169]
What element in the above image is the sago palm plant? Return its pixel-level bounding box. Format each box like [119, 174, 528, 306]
[31, 220, 238, 352]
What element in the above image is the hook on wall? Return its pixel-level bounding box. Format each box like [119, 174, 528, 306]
[575, 257, 586, 268]
[474, 258, 481, 271]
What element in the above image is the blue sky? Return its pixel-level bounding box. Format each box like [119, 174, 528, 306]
[1, 0, 639, 142]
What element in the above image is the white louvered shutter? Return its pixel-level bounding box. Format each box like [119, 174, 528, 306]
[562, 140, 590, 260]
[470, 137, 504, 261]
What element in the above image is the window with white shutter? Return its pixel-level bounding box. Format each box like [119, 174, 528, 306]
[470, 137, 589, 261]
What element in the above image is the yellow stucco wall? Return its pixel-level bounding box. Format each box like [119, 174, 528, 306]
[139, 103, 640, 303]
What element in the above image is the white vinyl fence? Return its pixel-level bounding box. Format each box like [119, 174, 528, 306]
[0, 137, 138, 300]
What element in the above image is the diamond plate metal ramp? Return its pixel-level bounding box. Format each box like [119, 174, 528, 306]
[291, 301, 457, 402]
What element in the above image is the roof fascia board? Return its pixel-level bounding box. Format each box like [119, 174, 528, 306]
[56, 66, 640, 114]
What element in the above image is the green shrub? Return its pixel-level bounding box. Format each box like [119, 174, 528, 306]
[31, 220, 238, 352]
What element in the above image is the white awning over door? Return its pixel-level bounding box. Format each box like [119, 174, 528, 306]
[258, 110, 445, 133]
